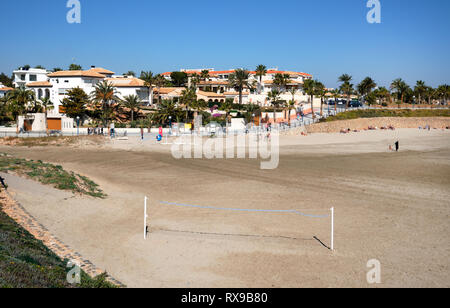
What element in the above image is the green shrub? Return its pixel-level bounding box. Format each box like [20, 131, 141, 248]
[0, 154, 106, 198]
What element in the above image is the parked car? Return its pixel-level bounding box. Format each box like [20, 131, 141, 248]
[349, 100, 363, 108]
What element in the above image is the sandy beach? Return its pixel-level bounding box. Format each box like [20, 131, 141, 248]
[1, 128, 449, 287]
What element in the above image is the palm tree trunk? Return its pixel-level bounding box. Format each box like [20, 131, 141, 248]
[149, 87, 153, 106]
[45, 110, 48, 135]
[320, 97, 323, 116]
[310, 95, 315, 119]
[259, 77, 262, 94]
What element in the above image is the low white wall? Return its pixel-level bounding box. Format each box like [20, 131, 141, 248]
[18, 113, 46, 132]
[230, 118, 246, 130]
[0, 127, 17, 132]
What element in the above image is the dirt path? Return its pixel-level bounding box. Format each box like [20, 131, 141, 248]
[1, 129, 449, 287]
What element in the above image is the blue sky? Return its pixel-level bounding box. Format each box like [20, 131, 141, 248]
[0, 0, 449, 88]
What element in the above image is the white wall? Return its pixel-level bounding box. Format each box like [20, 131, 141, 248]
[115, 87, 149, 102]
[47, 76, 103, 112]
[18, 113, 46, 132]
[13, 68, 48, 87]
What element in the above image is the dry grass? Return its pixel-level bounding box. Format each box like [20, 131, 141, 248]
[0, 153, 106, 198]
[0, 136, 105, 147]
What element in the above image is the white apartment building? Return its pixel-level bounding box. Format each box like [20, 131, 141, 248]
[13, 67, 49, 88]
[24, 67, 149, 130]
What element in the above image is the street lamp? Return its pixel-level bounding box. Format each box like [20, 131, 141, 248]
[169, 116, 172, 135]
[252, 113, 255, 128]
[76, 116, 80, 136]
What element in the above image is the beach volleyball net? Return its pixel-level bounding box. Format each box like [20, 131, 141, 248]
[144, 196, 334, 251]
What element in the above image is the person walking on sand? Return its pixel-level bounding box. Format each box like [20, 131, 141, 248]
[395, 141, 399, 152]
[140, 127, 144, 140]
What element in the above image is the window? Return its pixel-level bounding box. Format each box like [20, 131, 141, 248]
[29, 75, 37, 82]
[58, 88, 68, 95]
[20, 74, 25, 81]
[64, 80, 69, 83]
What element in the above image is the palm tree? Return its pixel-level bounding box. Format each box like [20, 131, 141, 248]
[273, 73, 290, 93]
[90, 81, 119, 127]
[390, 78, 410, 105]
[357, 77, 377, 104]
[28, 99, 43, 113]
[424, 86, 435, 105]
[6, 86, 35, 131]
[436, 84, 450, 106]
[332, 89, 340, 113]
[228, 69, 253, 105]
[219, 100, 234, 124]
[287, 87, 298, 123]
[255, 65, 267, 94]
[154, 74, 166, 106]
[200, 70, 210, 82]
[374, 87, 390, 106]
[40, 97, 54, 133]
[289, 87, 297, 104]
[179, 87, 197, 122]
[266, 89, 281, 123]
[414, 81, 427, 105]
[151, 99, 182, 126]
[314, 81, 325, 116]
[287, 99, 296, 124]
[303, 79, 317, 119]
[190, 73, 201, 89]
[140, 71, 156, 106]
[338, 74, 353, 110]
[121, 95, 142, 122]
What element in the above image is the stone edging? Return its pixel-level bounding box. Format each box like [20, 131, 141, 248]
[0, 188, 125, 288]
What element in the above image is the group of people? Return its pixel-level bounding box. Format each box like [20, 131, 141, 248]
[380, 125, 396, 130]
[87, 127, 104, 135]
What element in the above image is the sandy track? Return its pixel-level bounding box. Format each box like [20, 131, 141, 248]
[0, 129, 449, 287]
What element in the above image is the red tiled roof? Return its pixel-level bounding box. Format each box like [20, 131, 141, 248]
[105, 77, 145, 87]
[88, 67, 115, 75]
[197, 90, 225, 98]
[48, 70, 106, 78]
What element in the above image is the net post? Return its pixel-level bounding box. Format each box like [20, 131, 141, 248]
[144, 196, 148, 240]
[330, 207, 334, 251]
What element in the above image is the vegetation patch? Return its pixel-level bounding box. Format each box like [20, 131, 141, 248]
[0, 154, 106, 198]
[0, 205, 115, 288]
[0, 136, 104, 147]
[320, 109, 450, 122]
